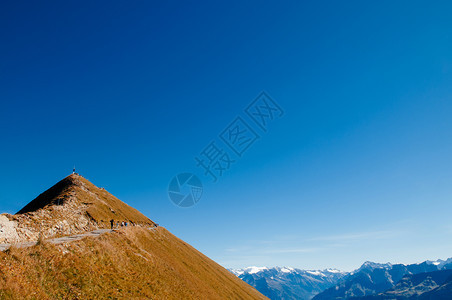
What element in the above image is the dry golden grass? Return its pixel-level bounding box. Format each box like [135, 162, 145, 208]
[0, 227, 267, 300]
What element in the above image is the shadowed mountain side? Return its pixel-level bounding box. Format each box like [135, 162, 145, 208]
[355, 270, 452, 299]
[17, 176, 74, 214]
[419, 274, 452, 299]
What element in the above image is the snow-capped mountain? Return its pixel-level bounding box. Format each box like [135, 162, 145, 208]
[229, 266, 347, 300]
[230, 258, 452, 300]
[313, 258, 452, 299]
[356, 261, 392, 272]
[426, 257, 452, 269]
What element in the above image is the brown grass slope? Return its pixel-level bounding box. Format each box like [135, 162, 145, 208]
[0, 226, 267, 300]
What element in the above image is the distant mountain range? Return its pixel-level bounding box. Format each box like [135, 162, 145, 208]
[356, 269, 452, 299]
[230, 266, 347, 299]
[314, 258, 452, 300]
[231, 258, 452, 300]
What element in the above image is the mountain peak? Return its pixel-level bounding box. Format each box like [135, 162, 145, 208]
[1, 174, 155, 243]
[359, 261, 392, 270]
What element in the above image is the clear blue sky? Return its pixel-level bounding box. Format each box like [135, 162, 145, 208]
[1, 1, 452, 271]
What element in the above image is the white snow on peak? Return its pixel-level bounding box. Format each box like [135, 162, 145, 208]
[422, 258, 452, 268]
[280, 267, 294, 273]
[306, 270, 322, 276]
[229, 266, 269, 275]
[229, 269, 244, 276]
[230, 266, 346, 277]
[246, 266, 268, 274]
[326, 269, 342, 273]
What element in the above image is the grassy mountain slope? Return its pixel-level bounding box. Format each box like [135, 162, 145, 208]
[0, 226, 267, 299]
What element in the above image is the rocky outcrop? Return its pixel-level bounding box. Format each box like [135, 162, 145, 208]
[0, 196, 97, 243]
[0, 214, 20, 243]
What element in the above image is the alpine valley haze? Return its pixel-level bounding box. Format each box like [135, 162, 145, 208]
[0, 174, 267, 299]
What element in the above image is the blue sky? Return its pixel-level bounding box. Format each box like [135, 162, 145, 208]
[1, 1, 452, 271]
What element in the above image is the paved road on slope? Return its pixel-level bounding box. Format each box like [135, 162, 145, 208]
[0, 227, 157, 252]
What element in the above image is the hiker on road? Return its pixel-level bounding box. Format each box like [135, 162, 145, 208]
[110, 219, 114, 229]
